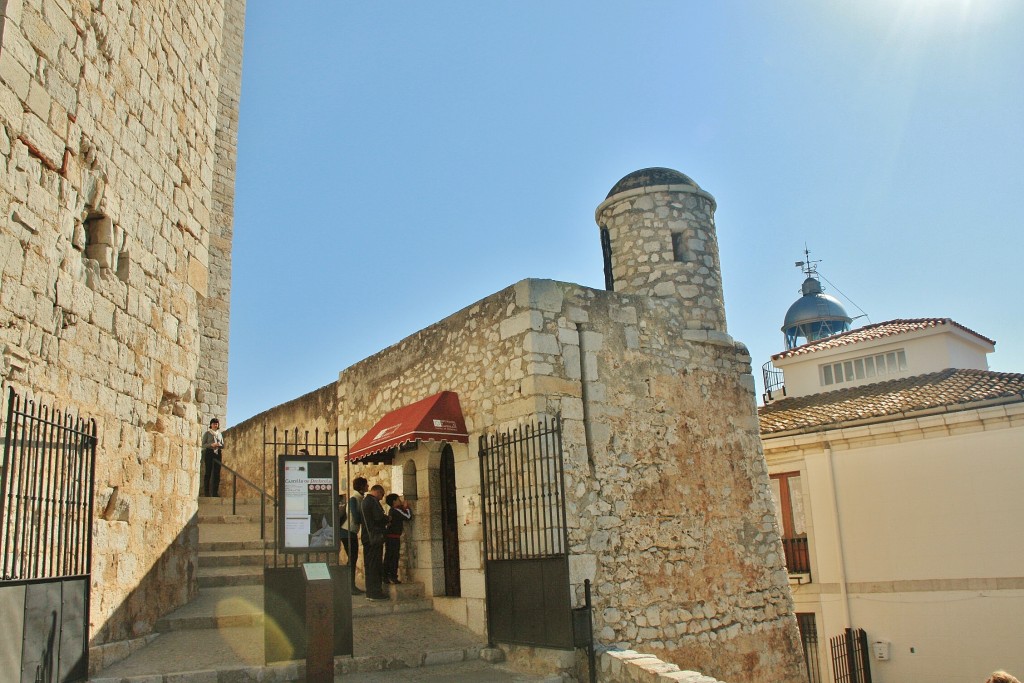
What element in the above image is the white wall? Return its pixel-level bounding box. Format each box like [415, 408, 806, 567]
[774, 326, 992, 399]
[767, 406, 1024, 683]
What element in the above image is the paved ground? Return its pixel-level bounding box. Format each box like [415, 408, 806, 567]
[90, 499, 559, 681]
[336, 659, 562, 682]
[93, 607, 490, 679]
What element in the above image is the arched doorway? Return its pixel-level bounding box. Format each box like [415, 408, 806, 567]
[439, 444, 461, 596]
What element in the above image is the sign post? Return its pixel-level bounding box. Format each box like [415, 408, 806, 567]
[303, 562, 334, 682]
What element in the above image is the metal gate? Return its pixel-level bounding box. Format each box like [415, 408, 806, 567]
[478, 415, 575, 649]
[1, 388, 97, 683]
[260, 426, 353, 665]
[830, 627, 872, 683]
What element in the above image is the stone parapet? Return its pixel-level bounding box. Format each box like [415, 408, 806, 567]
[600, 648, 726, 683]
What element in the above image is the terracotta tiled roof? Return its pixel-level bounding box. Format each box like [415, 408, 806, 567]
[771, 318, 995, 361]
[758, 369, 1024, 435]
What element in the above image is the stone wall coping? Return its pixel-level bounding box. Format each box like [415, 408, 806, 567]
[595, 183, 718, 220]
[599, 648, 727, 683]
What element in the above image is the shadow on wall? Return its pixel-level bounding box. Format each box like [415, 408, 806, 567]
[89, 514, 199, 666]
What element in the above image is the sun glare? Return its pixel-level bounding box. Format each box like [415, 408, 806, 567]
[889, 0, 1007, 30]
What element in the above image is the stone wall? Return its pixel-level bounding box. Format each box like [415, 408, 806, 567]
[596, 178, 726, 333]
[197, 0, 244, 423]
[224, 276, 804, 682]
[0, 0, 242, 644]
[224, 380, 340, 494]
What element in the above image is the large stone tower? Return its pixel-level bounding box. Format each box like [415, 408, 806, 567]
[0, 0, 244, 649]
[596, 167, 727, 333]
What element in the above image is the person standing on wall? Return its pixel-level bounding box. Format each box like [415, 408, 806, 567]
[345, 477, 368, 595]
[361, 483, 389, 601]
[201, 418, 224, 497]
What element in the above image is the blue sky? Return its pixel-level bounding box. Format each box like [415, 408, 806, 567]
[227, 0, 1024, 426]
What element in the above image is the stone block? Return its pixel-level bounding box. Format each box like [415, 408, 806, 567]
[558, 326, 580, 345]
[22, 112, 65, 168]
[188, 255, 208, 296]
[0, 49, 31, 100]
[562, 344, 582, 380]
[524, 331, 559, 355]
[500, 309, 544, 340]
[26, 80, 51, 119]
[480, 647, 506, 663]
[515, 278, 565, 312]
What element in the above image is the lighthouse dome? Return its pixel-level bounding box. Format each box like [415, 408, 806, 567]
[782, 277, 852, 350]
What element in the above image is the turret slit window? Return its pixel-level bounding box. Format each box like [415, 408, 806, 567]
[600, 227, 614, 291]
[671, 232, 690, 263]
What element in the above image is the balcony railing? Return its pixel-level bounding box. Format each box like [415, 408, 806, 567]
[762, 361, 786, 403]
[782, 536, 811, 576]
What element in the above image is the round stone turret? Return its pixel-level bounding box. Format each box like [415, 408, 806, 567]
[595, 167, 726, 332]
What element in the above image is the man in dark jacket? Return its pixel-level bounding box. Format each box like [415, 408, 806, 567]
[344, 477, 368, 594]
[361, 484, 388, 601]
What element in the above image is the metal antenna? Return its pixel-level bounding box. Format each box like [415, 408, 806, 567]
[794, 243, 821, 278]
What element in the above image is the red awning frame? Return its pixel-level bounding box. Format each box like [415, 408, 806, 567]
[347, 391, 469, 463]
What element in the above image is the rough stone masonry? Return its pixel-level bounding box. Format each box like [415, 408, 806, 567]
[0, 0, 242, 647]
[227, 169, 806, 683]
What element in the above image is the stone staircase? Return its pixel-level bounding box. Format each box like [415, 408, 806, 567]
[89, 497, 559, 681]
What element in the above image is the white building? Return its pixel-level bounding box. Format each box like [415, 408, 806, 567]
[758, 275, 1024, 683]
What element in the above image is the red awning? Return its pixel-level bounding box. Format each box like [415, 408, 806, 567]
[347, 391, 469, 462]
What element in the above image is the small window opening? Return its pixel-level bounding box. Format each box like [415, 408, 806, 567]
[83, 214, 128, 282]
[671, 232, 692, 262]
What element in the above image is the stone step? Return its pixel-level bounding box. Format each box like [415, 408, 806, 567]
[198, 538, 274, 552]
[198, 522, 269, 544]
[91, 619, 522, 683]
[387, 581, 424, 601]
[199, 548, 266, 567]
[153, 585, 434, 633]
[198, 512, 275, 524]
[338, 659, 564, 682]
[198, 564, 264, 588]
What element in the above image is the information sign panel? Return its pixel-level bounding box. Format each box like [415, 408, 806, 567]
[277, 455, 340, 553]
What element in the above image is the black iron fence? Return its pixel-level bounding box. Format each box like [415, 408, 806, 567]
[762, 360, 786, 402]
[479, 416, 569, 562]
[479, 415, 586, 655]
[1, 388, 97, 582]
[797, 613, 823, 683]
[1, 387, 97, 682]
[830, 627, 872, 683]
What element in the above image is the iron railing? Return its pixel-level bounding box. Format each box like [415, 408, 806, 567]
[218, 461, 275, 540]
[762, 360, 786, 402]
[479, 415, 569, 561]
[782, 536, 811, 575]
[830, 627, 872, 683]
[797, 613, 823, 683]
[1, 387, 97, 582]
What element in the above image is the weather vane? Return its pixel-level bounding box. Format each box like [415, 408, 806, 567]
[794, 244, 820, 278]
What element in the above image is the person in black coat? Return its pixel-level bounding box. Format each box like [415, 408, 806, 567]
[383, 493, 412, 584]
[360, 484, 389, 600]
